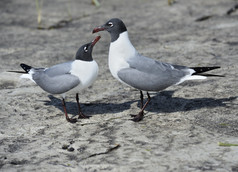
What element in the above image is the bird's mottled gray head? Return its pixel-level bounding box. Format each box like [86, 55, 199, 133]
[75, 36, 101, 61]
[92, 18, 127, 42]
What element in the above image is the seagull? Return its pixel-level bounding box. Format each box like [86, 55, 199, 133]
[16, 36, 101, 123]
[93, 18, 224, 122]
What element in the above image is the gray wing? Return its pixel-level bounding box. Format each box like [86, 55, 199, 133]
[118, 54, 190, 91]
[44, 61, 73, 76]
[31, 61, 80, 94]
[127, 53, 189, 73]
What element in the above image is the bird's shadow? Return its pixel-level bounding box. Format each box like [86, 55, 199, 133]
[145, 91, 237, 113]
[43, 95, 137, 116]
[42, 90, 237, 117]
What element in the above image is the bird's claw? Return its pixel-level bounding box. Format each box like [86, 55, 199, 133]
[78, 112, 91, 119]
[66, 117, 77, 123]
[131, 111, 144, 122]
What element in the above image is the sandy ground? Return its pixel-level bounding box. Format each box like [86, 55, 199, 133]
[0, 0, 238, 171]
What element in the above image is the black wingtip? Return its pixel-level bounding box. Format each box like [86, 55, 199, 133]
[199, 73, 225, 77]
[191, 66, 225, 77]
[20, 63, 32, 73]
[191, 66, 221, 74]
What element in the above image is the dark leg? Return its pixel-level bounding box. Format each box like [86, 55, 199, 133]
[76, 93, 89, 119]
[132, 92, 151, 122]
[140, 90, 144, 109]
[62, 98, 77, 123]
[131, 90, 144, 117]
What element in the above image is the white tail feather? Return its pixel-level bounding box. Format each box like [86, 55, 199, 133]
[176, 75, 207, 85]
[185, 75, 207, 80]
[20, 72, 36, 83]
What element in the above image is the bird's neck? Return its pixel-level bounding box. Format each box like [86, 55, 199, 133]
[109, 31, 137, 58]
[108, 31, 137, 80]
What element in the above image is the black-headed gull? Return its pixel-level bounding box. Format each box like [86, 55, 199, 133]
[19, 36, 101, 123]
[93, 18, 223, 122]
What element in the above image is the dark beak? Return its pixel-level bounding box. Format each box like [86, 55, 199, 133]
[92, 26, 105, 33]
[91, 36, 101, 46]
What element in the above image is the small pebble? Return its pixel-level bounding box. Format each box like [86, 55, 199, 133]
[67, 147, 75, 152]
[62, 144, 69, 150]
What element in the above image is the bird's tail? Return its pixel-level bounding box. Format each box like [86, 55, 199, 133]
[8, 63, 33, 73]
[7, 63, 35, 82]
[191, 66, 225, 77]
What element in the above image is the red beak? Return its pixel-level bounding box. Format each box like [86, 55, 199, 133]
[92, 26, 105, 33]
[91, 36, 101, 46]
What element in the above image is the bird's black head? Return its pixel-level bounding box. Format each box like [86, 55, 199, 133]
[75, 36, 101, 61]
[92, 18, 127, 42]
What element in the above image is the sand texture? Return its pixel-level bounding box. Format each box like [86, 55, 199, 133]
[0, 0, 238, 171]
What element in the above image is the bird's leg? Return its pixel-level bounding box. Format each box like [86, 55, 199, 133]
[131, 90, 144, 117]
[62, 98, 77, 123]
[76, 93, 89, 119]
[132, 92, 151, 122]
[140, 90, 144, 109]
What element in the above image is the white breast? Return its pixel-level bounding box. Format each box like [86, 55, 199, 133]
[108, 31, 137, 82]
[70, 60, 98, 90]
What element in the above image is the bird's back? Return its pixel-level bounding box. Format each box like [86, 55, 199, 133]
[118, 54, 189, 91]
[29, 61, 80, 94]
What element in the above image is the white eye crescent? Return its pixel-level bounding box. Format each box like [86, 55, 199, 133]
[84, 46, 88, 52]
[108, 22, 113, 27]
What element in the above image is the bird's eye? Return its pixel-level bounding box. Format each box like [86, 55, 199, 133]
[108, 22, 113, 27]
[84, 46, 88, 52]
